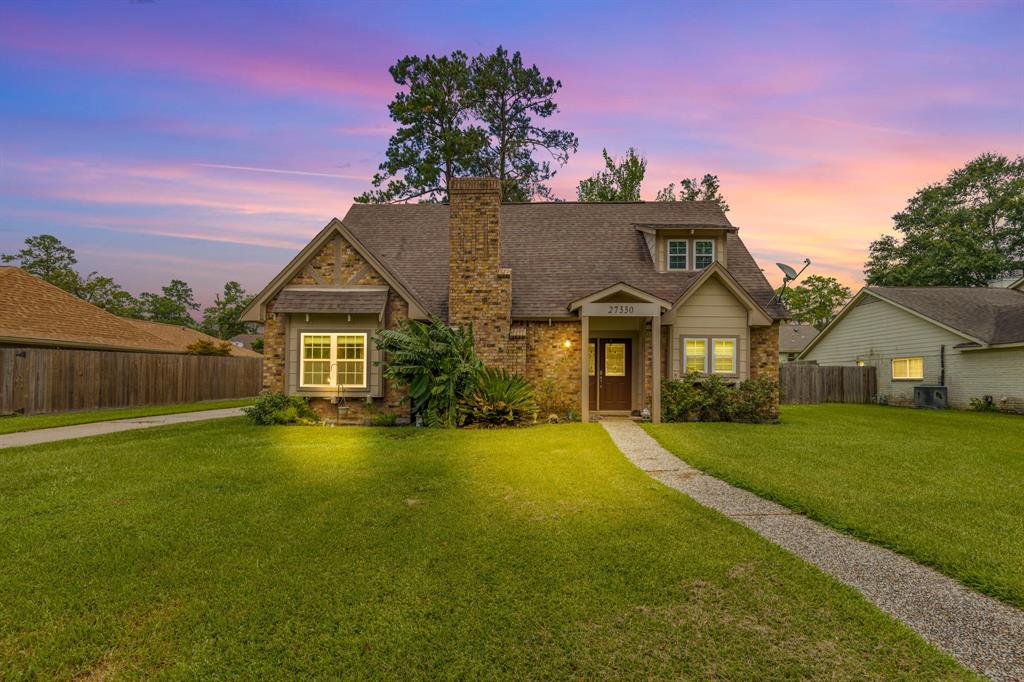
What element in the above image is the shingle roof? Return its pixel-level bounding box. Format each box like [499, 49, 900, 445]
[125, 319, 263, 357]
[0, 267, 179, 352]
[273, 289, 388, 315]
[868, 287, 1024, 345]
[341, 202, 784, 319]
[779, 322, 820, 353]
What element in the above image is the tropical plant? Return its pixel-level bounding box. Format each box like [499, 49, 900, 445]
[464, 367, 538, 427]
[243, 393, 320, 426]
[374, 317, 483, 427]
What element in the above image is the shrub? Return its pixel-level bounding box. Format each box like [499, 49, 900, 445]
[662, 373, 779, 424]
[464, 367, 538, 427]
[535, 378, 572, 422]
[970, 396, 998, 412]
[243, 393, 320, 425]
[369, 412, 398, 427]
[186, 339, 233, 356]
[375, 317, 482, 428]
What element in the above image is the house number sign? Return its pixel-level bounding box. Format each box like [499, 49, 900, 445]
[581, 302, 661, 317]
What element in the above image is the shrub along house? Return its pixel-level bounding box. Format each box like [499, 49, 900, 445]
[242, 177, 786, 424]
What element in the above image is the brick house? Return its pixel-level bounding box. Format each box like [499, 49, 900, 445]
[242, 177, 786, 424]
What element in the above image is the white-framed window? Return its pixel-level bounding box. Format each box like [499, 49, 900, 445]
[712, 338, 737, 374]
[667, 239, 688, 270]
[694, 239, 715, 269]
[891, 357, 923, 380]
[683, 337, 708, 373]
[300, 332, 367, 388]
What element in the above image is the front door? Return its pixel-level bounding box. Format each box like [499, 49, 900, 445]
[589, 338, 631, 411]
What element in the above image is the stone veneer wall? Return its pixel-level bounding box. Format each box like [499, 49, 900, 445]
[262, 299, 286, 394]
[447, 177, 511, 368]
[750, 321, 781, 418]
[519, 321, 582, 416]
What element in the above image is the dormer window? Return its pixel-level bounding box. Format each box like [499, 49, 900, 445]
[667, 240, 688, 270]
[695, 239, 715, 269]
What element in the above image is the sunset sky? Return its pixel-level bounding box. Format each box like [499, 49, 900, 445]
[1, 1, 1021, 306]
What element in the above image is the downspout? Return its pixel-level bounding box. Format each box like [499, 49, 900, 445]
[939, 345, 945, 386]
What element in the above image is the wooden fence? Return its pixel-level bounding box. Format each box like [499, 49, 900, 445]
[780, 364, 877, 404]
[0, 347, 262, 416]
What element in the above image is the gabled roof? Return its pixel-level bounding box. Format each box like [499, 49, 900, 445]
[339, 201, 785, 320]
[779, 322, 820, 353]
[667, 262, 774, 326]
[801, 286, 1024, 357]
[125, 319, 263, 357]
[0, 266, 179, 353]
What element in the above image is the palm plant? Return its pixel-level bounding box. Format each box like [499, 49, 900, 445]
[374, 317, 482, 427]
[465, 367, 538, 427]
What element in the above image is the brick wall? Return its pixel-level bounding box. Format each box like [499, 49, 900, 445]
[750, 322, 781, 381]
[262, 300, 286, 393]
[518, 321, 581, 417]
[448, 177, 511, 368]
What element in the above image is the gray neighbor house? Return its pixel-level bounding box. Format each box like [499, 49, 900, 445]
[799, 275, 1024, 411]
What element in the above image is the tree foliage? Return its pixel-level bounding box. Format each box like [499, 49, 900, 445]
[657, 174, 730, 212]
[576, 148, 646, 202]
[2, 234, 81, 291]
[186, 339, 233, 356]
[777, 275, 852, 330]
[864, 153, 1024, 286]
[200, 281, 255, 339]
[138, 279, 199, 327]
[374, 317, 483, 427]
[357, 46, 576, 203]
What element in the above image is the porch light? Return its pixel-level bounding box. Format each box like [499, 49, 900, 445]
[563, 339, 572, 349]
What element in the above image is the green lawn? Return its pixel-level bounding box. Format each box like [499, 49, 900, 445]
[0, 420, 967, 679]
[645, 404, 1024, 608]
[0, 398, 254, 435]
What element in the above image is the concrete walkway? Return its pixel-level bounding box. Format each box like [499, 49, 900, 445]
[0, 408, 245, 449]
[601, 419, 1024, 681]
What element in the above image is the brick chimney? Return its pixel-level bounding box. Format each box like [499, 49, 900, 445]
[448, 177, 511, 367]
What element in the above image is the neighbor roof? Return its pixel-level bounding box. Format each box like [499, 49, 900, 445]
[868, 287, 1024, 346]
[778, 322, 820, 353]
[0, 267, 179, 353]
[125, 319, 263, 357]
[339, 202, 784, 319]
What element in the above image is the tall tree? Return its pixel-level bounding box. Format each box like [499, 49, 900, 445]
[78, 272, 141, 317]
[200, 281, 255, 339]
[1, 234, 80, 291]
[777, 275, 852, 330]
[865, 153, 1024, 286]
[139, 279, 199, 326]
[656, 174, 730, 212]
[356, 51, 484, 204]
[356, 47, 577, 203]
[576, 148, 646, 202]
[469, 46, 578, 201]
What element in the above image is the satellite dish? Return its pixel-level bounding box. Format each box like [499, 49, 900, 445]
[777, 262, 799, 281]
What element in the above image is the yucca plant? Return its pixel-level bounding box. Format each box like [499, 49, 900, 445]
[465, 367, 538, 427]
[374, 317, 482, 428]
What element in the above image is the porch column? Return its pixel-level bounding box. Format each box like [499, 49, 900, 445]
[651, 313, 661, 423]
[580, 314, 589, 422]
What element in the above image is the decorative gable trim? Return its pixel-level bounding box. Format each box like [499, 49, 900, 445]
[567, 282, 672, 312]
[668, 262, 773, 326]
[241, 219, 429, 322]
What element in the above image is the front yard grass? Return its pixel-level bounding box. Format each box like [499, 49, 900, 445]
[645, 404, 1024, 608]
[0, 398, 254, 435]
[0, 420, 968, 679]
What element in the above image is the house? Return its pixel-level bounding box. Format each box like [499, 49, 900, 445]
[229, 333, 262, 352]
[242, 177, 786, 424]
[799, 283, 1024, 411]
[778, 322, 819, 363]
[0, 266, 260, 357]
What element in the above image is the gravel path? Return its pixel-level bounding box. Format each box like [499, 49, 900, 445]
[601, 419, 1024, 681]
[0, 408, 245, 449]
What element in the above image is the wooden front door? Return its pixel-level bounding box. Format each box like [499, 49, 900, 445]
[589, 338, 631, 411]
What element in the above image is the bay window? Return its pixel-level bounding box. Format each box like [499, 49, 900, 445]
[301, 332, 367, 388]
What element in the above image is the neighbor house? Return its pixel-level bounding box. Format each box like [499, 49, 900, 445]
[0, 266, 260, 358]
[799, 283, 1024, 411]
[242, 177, 786, 424]
[778, 322, 819, 363]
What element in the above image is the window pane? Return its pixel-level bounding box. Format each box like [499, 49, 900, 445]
[685, 339, 706, 373]
[669, 240, 687, 254]
[714, 339, 735, 373]
[893, 357, 923, 379]
[668, 255, 686, 269]
[335, 334, 366, 387]
[588, 342, 595, 376]
[303, 335, 330, 359]
[695, 240, 714, 269]
[604, 343, 626, 377]
[667, 241, 687, 270]
[303, 361, 331, 386]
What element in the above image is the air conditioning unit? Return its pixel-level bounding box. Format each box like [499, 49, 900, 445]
[914, 385, 948, 409]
